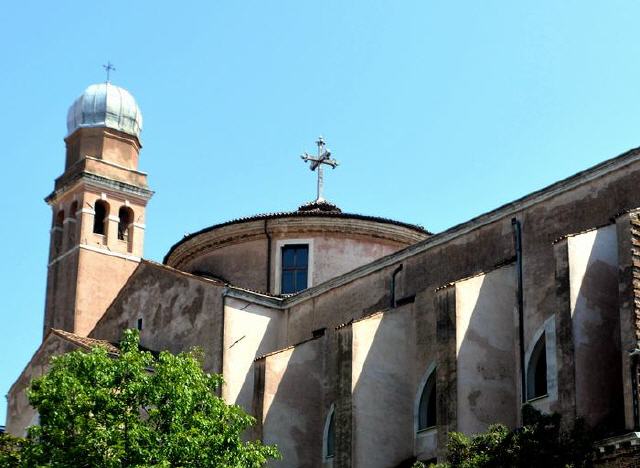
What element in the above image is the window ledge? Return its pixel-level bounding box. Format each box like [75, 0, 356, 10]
[525, 393, 549, 403]
[417, 426, 437, 435]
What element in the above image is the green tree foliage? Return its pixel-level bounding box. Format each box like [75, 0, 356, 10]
[0, 433, 26, 466]
[422, 405, 594, 468]
[3, 329, 279, 467]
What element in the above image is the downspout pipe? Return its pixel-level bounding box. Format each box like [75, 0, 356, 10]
[264, 220, 272, 293]
[390, 264, 403, 308]
[512, 218, 527, 407]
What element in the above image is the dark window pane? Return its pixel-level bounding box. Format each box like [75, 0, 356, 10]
[418, 371, 436, 430]
[427, 380, 437, 428]
[326, 411, 335, 458]
[534, 344, 547, 397]
[93, 201, 107, 235]
[281, 245, 309, 293]
[296, 271, 308, 290]
[283, 248, 296, 267]
[296, 247, 308, 267]
[527, 333, 547, 400]
[282, 271, 295, 294]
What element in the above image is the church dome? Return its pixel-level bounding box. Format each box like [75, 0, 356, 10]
[66, 83, 143, 139]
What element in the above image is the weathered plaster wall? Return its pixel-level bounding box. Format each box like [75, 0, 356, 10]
[184, 238, 268, 289]
[281, 157, 640, 440]
[183, 232, 407, 295]
[258, 337, 326, 468]
[222, 297, 284, 411]
[90, 261, 224, 373]
[75, 248, 139, 336]
[272, 234, 404, 294]
[6, 335, 78, 435]
[44, 249, 80, 334]
[351, 306, 415, 468]
[455, 266, 518, 433]
[567, 225, 622, 427]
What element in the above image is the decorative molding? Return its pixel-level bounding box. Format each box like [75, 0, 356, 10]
[46, 172, 153, 205]
[48, 243, 141, 267]
[84, 156, 148, 177]
[166, 216, 422, 269]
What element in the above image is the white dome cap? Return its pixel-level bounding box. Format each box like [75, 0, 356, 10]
[66, 83, 143, 139]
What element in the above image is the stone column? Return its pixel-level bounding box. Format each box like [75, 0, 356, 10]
[334, 323, 353, 468]
[552, 238, 577, 423]
[106, 214, 119, 248]
[435, 284, 456, 459]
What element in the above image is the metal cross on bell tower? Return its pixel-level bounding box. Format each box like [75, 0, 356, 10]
[301, 136, 339, 203]
[103, 61, 116, 83]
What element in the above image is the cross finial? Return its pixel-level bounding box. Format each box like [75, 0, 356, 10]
[300, 136, 339, 202]
[102, 61, 116, 83]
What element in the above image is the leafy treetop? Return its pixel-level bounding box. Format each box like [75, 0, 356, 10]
[3, 329, 279, 468]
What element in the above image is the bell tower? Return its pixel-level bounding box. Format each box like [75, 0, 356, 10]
[43, 82, 153, 337]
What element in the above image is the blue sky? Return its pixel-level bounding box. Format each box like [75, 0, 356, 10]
[2, 1, 640, 423]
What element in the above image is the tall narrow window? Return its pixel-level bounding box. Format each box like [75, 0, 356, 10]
[418, 369, 437, 431]
[118, 206, 133, 241]
[53, 210, 64, 255]
[93, 200, 108, 235]
[281, 244, 308, 294]
[324, 406, 335, 459]
[527, 333, 548, 400]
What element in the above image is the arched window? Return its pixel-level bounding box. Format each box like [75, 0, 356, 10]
[69, 201, 78, 220]
[53, 210, 64, 254]
[527, 333, 547, 400]
[418, 368, 437, 431]
[323, 405, 335, 460]
[93, 200, 108, 235]
[55, 210, 65, 227]
[118, 206, 133, 242]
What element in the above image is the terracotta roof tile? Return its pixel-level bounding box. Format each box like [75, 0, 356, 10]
[51, 329, 120, 354]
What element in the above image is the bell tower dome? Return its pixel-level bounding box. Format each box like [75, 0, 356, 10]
[43, 82, 153, 337]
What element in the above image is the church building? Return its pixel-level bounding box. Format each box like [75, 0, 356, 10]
[6, 82, 640, 467]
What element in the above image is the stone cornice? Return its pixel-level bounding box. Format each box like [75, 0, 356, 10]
[48, 243, 141, 267]
[165, 216, 428, 269]
[45, 172, 154, 205]
[84, 156, 148, 176]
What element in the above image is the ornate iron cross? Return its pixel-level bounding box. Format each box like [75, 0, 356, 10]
[103, 61, 116, 83]
[301, 136, 339, 202]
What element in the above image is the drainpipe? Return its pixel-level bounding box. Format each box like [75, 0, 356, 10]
[390, 264, 403, 308]
[264, 220, 272, 293]
[512, 218, 527, 407]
